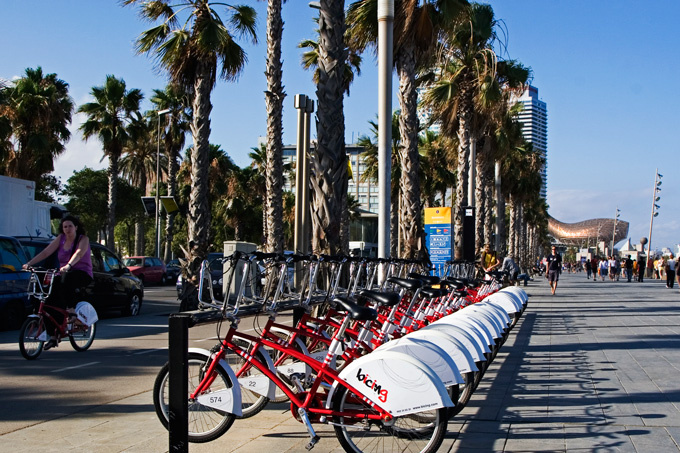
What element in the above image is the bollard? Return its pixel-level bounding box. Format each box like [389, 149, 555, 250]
[169, 314, 189, 452]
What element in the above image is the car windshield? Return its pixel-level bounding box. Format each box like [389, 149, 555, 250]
[208, 254, 223, 272]
[124, 258, 143, 267]
[167, 259, 180, 268]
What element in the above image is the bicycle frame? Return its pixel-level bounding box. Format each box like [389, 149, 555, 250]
[190, 316, 394, 425]
[27, 270, 72, 338]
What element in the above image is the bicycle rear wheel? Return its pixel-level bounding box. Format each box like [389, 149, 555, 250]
[153, 352, 236, 443]
[69, 322, 96, 351]
[19, 317, 45, 360]
[332, 386, 448, 453]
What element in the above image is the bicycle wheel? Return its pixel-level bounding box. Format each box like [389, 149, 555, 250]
[449, 371, 474, 417]
[19, 317, 45, 360]
[222, 339, 271, 418]
[153, 352, 236, 443]
[69, 322, 96, 351]
[332, 385, 448, 453]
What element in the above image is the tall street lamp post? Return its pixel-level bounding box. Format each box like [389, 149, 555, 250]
[646, 169, 662, 260]
[377, 0, 393, 260]
[156, 108, 171, 259]
[611, 207, 620, 256]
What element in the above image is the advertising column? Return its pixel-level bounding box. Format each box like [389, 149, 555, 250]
[425, 207, 452, 276]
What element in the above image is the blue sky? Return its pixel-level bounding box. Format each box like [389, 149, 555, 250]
[2, 1, 678, 252]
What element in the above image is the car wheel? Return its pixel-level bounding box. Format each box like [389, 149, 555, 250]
[123, 292, 143, 317]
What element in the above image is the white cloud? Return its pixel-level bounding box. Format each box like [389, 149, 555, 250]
[53, 112, 108, 183]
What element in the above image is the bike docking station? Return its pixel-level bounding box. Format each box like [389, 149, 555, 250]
[162, 252, 529, 453]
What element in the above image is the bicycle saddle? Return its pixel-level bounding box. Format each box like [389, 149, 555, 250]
[333, 297, 378, 321]
[407, 273, 441, 286]
[386, 277, 422, 290]
[358, 289, 400, 307]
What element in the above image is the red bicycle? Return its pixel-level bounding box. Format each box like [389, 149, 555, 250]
[19, 268, 96, 360]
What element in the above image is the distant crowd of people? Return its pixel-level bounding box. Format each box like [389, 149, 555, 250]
[477, 244, 679, 295]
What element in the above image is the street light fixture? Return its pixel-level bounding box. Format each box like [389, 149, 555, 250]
[156, 108, 171, 259]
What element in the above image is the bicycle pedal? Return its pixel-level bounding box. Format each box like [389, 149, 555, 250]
[305, 435, 320, 451]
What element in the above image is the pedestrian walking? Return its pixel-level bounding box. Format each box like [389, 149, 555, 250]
[624, 255, 634, 282]
[666, 254, 676, 289]
[547, 246, 562, 295]
[637, 255, 646, 282]
[599, 258, 608, 281]
[585, 259, 592, 279]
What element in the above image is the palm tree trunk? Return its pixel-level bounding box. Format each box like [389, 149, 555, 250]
[390, 195, 398, 257]
[396, 45, 423, 260]
[164, 129, 180, 262]
[264, 0, 285, 254]
[310, 0, 347, 255]
[106, 156, 119, 250]
[187, 61, 213, 279]
[454, 118, 470, 258]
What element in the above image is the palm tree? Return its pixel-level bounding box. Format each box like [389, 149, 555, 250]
[298, 18, 362, 95]
[78, 75, 143, 249]
[358, 112, 401, 256]
[420, 3, 508, 259]
[149, 84, 191, 262]
[306, 0, 349, 256]
[347, 0, 467, 259]
[119, 116, 158, 255]
[125, 0, 257, 279]
[1, 67, 74, 181]
[262, 0, 286, 253]
[419, 130, 456, 208]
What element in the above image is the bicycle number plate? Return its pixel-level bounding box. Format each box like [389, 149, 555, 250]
[38, 331, 48, 341]
[196, 389, 238, 414]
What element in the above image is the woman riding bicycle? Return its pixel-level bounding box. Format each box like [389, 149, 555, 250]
[22, 215, 93, 350]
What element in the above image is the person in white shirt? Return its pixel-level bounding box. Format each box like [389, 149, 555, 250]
[666, 254, 677, 289]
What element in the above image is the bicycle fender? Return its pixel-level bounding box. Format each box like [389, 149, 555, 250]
[476, 300, 512, 325]
[328, 350, 454, 417]
[500, 286, 528, 305]
[405, 329, 478, 374]
[466, 304, 508, 333]
[269, 326, 315, 378]
[375, 336, 464, 385]
[487, 291, 523, 314]
[188, 347, 243, 417]
[433, 316, 494, 350]
[455, 309, 501, 340]
[420, 323, 486, 361]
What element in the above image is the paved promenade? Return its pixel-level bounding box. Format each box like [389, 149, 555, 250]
[2, 272, 680, 452]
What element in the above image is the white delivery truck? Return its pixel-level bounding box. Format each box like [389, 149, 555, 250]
[0, 175, 66, 238]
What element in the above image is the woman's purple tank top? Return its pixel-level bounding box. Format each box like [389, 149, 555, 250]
[58, 234, 93, 278]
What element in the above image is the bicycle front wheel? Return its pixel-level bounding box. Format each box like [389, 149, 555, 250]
[332, 386, 448, 453]
[153, 352, 236, 443]
[69, 322, 96, 351]
[19, 317, 45, 360]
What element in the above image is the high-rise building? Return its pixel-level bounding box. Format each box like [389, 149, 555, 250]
[282, 144, 380, 214]
[512, 85, 548, 199]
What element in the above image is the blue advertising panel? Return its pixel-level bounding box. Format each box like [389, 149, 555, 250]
[425, 207, 452, 276]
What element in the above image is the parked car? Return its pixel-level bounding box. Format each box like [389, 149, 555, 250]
[17, 237, 144, 317]
[176, 252, 224, 299]
[0, 235, 31, 330]
[165, 259, 181, 283]
[124, 256, 168, 285]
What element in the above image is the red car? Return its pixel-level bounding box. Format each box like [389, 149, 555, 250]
[123, 256, 168, 285]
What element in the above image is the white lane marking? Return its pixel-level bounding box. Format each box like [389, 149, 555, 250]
[108, 324, 167, 328]
[52, 361, 100, 373]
